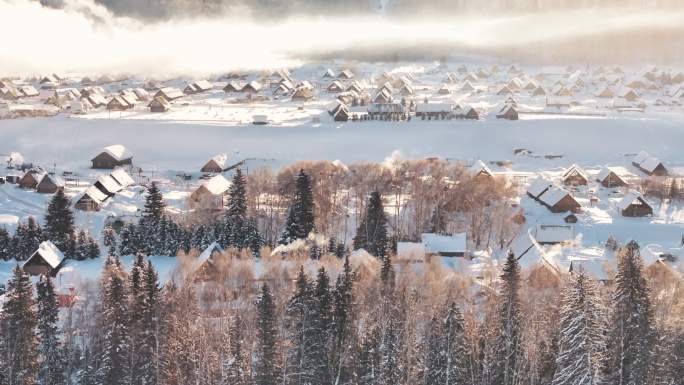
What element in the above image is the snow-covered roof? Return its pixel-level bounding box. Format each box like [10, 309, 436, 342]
[421, 233, 466, 255]
[539, 186, 572, 207]
[632, 150, 650, 165]
[527, 178, 553, 199]
[23, 241, 65, 270]
[562, 164, 588, 180]
[82, 186, 108, 204]
[415, 103, 453, 113]
[640, 157, 664, 173]
[110, 167, 135, 187]
[596, 167, 626, 184]
[533, 224, 575, 244]
[469, 160, 492, 176]
[190, 241, 223, 274]
[617, 190, 650, 211]
[101, 144, 132, 161]
[97, 175, 123, 194]
[207, 153, 228, 168]
[39, 174, 65, 187]
[568, 259, 609, 281]
[200, 174, 231, 195]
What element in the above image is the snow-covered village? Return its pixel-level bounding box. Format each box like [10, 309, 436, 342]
[0, 1, 682, 385]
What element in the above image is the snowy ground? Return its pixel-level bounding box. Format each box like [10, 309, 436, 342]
[1, 60, 684, 287]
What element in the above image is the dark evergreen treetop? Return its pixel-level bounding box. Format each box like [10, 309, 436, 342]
[142, 182, 165, 226]
[227, 168, 248, 219]
[44, 188, 74, 251]
[353, 190, 388, 258]
[280, 169, 315, 244]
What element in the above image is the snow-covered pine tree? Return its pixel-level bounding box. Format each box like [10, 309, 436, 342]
[138, 260, 161, 385]
[75, 230, 88, 261]
[87, 236, 100, 259]
[127, 254, 146, 385]
[14, 217, 45, 261]
[254, 283, 281, 385]
[103, 225, 118, 257]
[44, 188, 75, 253]
[227, 168, 247, 219]
[552, 270, 607, 385]
[284, 267, 316, 385]
[444, 303, 472, 385]
[311, 267, 333, 385]
[357, 325, 381, 385]
[331, 256, 355, 385]
[36, 275, 65, 385]
[0, 227, 10, 260]
[159, 282, 199, 385]
[492, 251, 524, 385]
[225, 315, 248, 385]
[424, 313, 447, 385]
[0, 266, 39, 385]
[99, 256, 130, 385]
[607, 242, 656, 385]
[280, 169, 315, 245]
[142, 182, 165, 226]
[353, 191, 388, 258]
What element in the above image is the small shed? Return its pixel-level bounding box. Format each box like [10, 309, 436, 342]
[496, 104, 519, 120]
[22, 241, 65, 277]
[190, 174, 231, 209]
[18, 169, 46, 189]
[539, 187, 582, 213]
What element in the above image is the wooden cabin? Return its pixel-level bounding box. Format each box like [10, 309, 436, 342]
[91, 144, 133, 169]
[36, 174, 65, 194]
[18, 169, 46, 189]
[201, 153, 229, 173]
[496, 105, 519, 120]
[154, 87, 183, 100]
[291, 86, 314, 101]
[415, 103, 453, 119]
[74, 186, 108, 211]
[596, 167, 627, 188]
[632, 151, 667, 176]
[562, 164, 588, 186]
[327, 81, 345, 93]
[107, 95, 134, 111]
[617, 190, 653, 217]
[94, 175, 123, 197]
[190, 174, 231, 210]
[148, 96, 171, 112]
[22, 241, 65, 277]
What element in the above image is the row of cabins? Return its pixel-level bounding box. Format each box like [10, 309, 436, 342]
[74, 167, 135, 211]
[15, 168, 65, 194]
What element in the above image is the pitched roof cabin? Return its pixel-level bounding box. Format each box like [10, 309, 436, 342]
[107, 95, 134, 111]
[190, 174, 231, 209]
[18, 169, 46, 189]
[74, 186, 108, 211]
[527, 179, 581, 213]
[332, 104, 350, 121]
[469, 160, 493, 179]
[596, 167, 627, 187]
[201, 153, 229, 173]
[291, 86, 314, 101]
[223, 81, 244, 93]
[183, 80, 213, 94]
[632, 151, 667, 176]
[148, 96, 171, 112]
[415, 103, 453, 119]
[617, 190, 653, 217]
[22, 241, 65, 277]
[36, 174, 65, 194]
[242, 81, 262, 93]
[562, 164, 588, 186]
[496, 104, 519, 120]
[94, 175, 123, 197]
[91, 145, 133, 169]
[327, 80, 345, 93]
[338, 69, 354, 79]
[154, 87, 184, 100]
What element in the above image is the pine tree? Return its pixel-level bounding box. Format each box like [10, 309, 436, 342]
[44, 189, 74, 252]
[225, 316, 248, 385]
[280, 169, 315, 244]
[357, 326, 381, 385]
[255, 283, 281, 385]
[227, 168, 247, 219]
[284, 268, 315, 385]
[607, 242, 655, 385]
[492, 251, 523, 385]
[75, 230, 88, 261]
[128, 254, 146, 385]
[331, 256, 355, 385]
[0, 266, 39, 385]
[311, 268, 333, 385]
[0, 227, 10, 260]
[138, 260, 161, 385]
[552, 270, 607, 385]
[142, 182, 165, 227]
[13, 217, 45, 261]
[36, 276, 65, 385]
[353, 191, 388, 258]
[99, 256, 129, 385]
